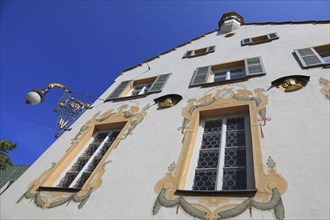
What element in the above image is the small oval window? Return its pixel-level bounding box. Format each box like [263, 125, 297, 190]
[225, 33, 235, 38]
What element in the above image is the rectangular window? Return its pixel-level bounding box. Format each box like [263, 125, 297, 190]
[294, 44, 330, 68]
[212, 66, 245, 83]
[186, 114, 254, 191]
[105, 73, 171, 101]
[55, 129, 121, 189]
[241, 32, 279, 46]
[128, 82, 152, 96]
[183, 45, 216, 58]
[189, 57, 266, 87]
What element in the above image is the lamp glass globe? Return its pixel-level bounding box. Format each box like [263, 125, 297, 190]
[26, 91, 42, 106]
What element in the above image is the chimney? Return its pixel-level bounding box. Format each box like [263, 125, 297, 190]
[218, 12, 244, 33]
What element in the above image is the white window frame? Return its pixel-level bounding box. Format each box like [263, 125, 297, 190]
[185, 113, 254, 191]
[211, 66, 245, 83]
[54, 129, 121, 188]
[319, 51, 330, 64]
[128, 83, 152, 97]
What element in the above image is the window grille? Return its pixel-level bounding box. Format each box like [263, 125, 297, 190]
[57, 129, 120, 188]
[191, 115, 250, 191]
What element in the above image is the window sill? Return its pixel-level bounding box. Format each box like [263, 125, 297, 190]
[175, 189, 257, 197]
[302, 63, 330, 69]
[38, 186, 82, 192]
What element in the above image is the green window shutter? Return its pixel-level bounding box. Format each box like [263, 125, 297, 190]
[267, 32, 279, 40]
[147, 73, 171, 93]
[183, 50, 194, 58]
[105, 80, 131, 101]
[294, 48, 324, 68]
[189, 66, 212, 87]
[244, 57, 266, 77]
[207, 45, 216, 53]
[241, 38, 252, 46]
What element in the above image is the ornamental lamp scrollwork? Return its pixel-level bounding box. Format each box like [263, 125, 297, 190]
[25, 83, 94, 138]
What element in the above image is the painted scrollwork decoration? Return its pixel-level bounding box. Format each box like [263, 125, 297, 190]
[179, 88, 271, 137]
[18, 103, 150, 209]
[55, 93, 91, 138]
[155, 88, 287, 220]
[319, 77, 330, 99]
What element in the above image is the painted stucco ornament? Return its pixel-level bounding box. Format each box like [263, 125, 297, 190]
[154, 88, 287, 220]
[319, 77, 330, 99]
[17, 103, 150, 209]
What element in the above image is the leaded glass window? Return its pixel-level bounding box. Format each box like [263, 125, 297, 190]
[190, 114, 252, 191]
[56, 129, 120, 188]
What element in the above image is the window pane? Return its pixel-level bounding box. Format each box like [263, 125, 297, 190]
[226, 131, 245, 147]
[192, 119, 221, 191]
[132, 83, 152, 96]
[319, 51, 330, 64]
[193, 170, 217, 191]
[197, 149, 219, 169]
[230, 69, 245, 80]
[132, 85, 144, 96]
[226, 117, 245, 147]
[224, 148, 246, 167]
[144, 84, 152, 92]
[83, 144, 99, 157]
[323, 56, 330, 64]
[227, 117, 245, 131]
[222, 116, 247, 190]
[214, 72, 226, 82]
[71, 158, 89, 172]
[201, 133, 221, 149]
[58, 172, 78, 188]
[202, 120, 221, 149]
[204, 119, 222, 133]
[73, 172, 92, 188]
[57, 129, 120, 188]
[222, 169, 247, 190]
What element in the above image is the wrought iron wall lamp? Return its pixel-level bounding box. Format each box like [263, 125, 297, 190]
[26, 83, 92, 138]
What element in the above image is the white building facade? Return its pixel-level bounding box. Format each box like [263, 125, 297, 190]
[1, 12, 330, 220]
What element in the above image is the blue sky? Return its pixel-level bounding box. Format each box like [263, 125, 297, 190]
[1, 1, 329, 166]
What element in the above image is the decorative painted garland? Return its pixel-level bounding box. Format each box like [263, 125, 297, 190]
[153, 187, 284, 220]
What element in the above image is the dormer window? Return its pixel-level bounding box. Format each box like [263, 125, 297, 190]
[183, 46, 215, 58]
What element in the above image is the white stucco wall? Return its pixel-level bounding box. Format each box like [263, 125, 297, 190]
[1, 22, 329, 220]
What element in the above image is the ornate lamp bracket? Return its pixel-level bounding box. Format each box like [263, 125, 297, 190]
[54, 93, 92, 138]
[26, 83, 92, 138]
